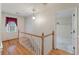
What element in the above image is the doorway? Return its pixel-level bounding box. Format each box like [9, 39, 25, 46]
[55, 8, 76, 54]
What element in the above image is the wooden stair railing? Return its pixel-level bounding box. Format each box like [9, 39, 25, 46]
[18, 31, 54, 55]
[19, 32, 42, 55]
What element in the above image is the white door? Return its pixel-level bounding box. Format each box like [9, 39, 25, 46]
[55, 9, 75, 54]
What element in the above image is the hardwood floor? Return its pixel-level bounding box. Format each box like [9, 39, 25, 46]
[2, 39, 72, 55]
[48, 49, 72, 55]
[2, 39, 34, 55]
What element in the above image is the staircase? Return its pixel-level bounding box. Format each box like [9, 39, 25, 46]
[19, 37, 35, 54]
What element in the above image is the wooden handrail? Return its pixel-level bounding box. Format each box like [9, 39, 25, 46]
[44, 33, 52, 38]
[21, 31, 54, 39]
[21, 32, 42, 38]
[44, 31, 54, 38]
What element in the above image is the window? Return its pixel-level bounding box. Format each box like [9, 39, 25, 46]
[6, 22, 17, 32]
[6, 17, 17, 33]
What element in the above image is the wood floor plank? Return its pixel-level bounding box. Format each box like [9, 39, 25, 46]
[2, 39, 72, 55]
[48, 49, 72, 55]
[2, 39, 34, 55]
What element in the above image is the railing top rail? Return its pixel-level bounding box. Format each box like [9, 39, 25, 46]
[44, 33, 52, 38]
[21, 32, 42, 38]
[20, 31, 54, 39]
[44, 31, 54, 38]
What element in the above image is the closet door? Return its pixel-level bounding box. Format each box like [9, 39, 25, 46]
[55, 9, 74, 54]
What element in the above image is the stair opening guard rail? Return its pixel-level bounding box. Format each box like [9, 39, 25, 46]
[18, 31, 55, 55]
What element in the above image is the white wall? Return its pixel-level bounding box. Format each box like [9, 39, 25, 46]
[1, 12, 25, 41]
[24, 11, 55, 34]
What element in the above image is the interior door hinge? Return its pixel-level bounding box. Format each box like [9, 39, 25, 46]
[73, 46, 75, 50]
[73, 14, 75, 16]
[73, 30, 75, 33]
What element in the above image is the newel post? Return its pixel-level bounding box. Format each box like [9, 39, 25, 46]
[41, 33, 44, 55]
[52, 31, 54, 49]
[18, 30, 19, 40]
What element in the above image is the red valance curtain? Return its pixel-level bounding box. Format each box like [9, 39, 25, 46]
[6, 17, 17, 26]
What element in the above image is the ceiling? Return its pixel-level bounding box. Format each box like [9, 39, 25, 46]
[1, 3, 79, 17]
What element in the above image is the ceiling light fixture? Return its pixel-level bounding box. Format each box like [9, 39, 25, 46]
[32, 8, 36, 20]
[32, 16, 36, 19]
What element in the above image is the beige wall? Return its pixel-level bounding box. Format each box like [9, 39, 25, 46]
[1, 12, 25, 41]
